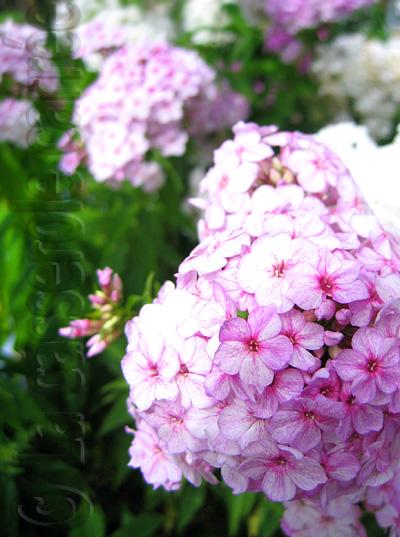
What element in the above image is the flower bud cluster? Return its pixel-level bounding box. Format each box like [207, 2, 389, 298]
[123, 122, 400, 536]
[60, 267, 123, 357]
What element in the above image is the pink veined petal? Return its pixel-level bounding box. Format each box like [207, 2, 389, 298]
[351, 374, 377, 404]
[270, 410, 301, 444]
[239, 357, 274, 391]
[287, 271, 322, 310]
[351, 327, 381, 357]
[132, 381, 157, 411]
[240, 458, 267, 481]
[333, 349, 366, 381]
[298, 322, 325, 349]
[352, 404, 383, 435]
[293, 423, 322, 452]
[325, 452, 360, 481]
[274, 369, 304, 402]
[288, 457, 327, 491]
[262, 466, 296, 501]
[256, 278, 294, 314]
[290, 345, 318, 370]
[258, 335, 293, 370]
[215, 340, 246, 375]
[238, 253, 268, 293]
[255, 390, 279, 418]
[333, 280, 369, 304]
[219, 317, 251, 342]
[333, 259, 362, 284]
[222, 464, 248, 494]
[229, 161, 258, 192]
[248, 306, 281, 339]
[375, 367, 400, 394]
[280, 309, 305, 334]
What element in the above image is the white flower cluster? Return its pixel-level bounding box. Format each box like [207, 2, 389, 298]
[313, 33, 400, 140]
[317, 122, 400, 230]
[182, 0, 235, 45]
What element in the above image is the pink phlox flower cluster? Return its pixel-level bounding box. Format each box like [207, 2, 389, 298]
[263, 0, 375, 35]
[0, 98, 38, 147]
[0, 19, 59, 92]
[60, 267, 123, 357]
[252, 0, 375, 63]
[0, 20, 58, 147]
[59, 41, 248, 189]
[122, 122, 400, 535]
[74, 16, 129, 65]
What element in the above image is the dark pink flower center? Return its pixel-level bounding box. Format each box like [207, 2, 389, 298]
[249, 339, 259, 352]
[367, 360, 378, 373]
[304, 411, 316, 420]
[171, 415, 183, 426]
[180, 364, 190, 376]
[347, 395, 356, 405]
[320, 387, 330, 396]
[319, 275, 334, 295]
[275, 456, 288, 466]
[273, 261, 285, 278]
[149, 364, 159, 377]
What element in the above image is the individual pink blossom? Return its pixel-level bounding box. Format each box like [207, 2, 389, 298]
[128, 421, 182, 490]
[270, 398, 344, 452]
[333, 327, 400, 403]
[215, 306, 293, 392]
[240, 439, 327, 501]
[280, 309, 324, 370]
[143, 401, 206, 454]
[218, 398, 270, 449]
[288, 250, 369, 310]
[238, 234, 315, 313]
[122, 339, 179, 411]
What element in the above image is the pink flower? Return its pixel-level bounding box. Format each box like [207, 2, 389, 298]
[253, 369, 304, 418]
[281, 138, 345, 193]
[270, 398, 344, 452]
[240, 439, 327, 501]
[128, 421, 182, 490]
[238, 234, 314, 313]
[122, 338, 179, 411]
[280, 309, 324, 370]
[334, 327, 400, 404]
[337, 383, 384, 439]
[143, 401, 206, 454]
[215, 306, 293, 392]
[218, 398, 270, 449]
[288, 250, 369, 310]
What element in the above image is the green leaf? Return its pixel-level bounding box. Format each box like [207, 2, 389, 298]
[224, 489, 257, 536]
[256, 500, 284, 537]
[110, 510, 163, 537]
[69, 504, 106, 537]
[98, 397, 128, 437]
[176, 485, 206, 534]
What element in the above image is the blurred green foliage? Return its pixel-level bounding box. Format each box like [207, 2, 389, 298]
[0, 1, 389, 536]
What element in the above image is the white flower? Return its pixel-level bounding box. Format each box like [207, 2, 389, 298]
[313, 33, 400, 140]
[317, 122, 400, 230]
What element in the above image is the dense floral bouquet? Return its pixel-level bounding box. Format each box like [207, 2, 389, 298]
[122, 122, 400, 536]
